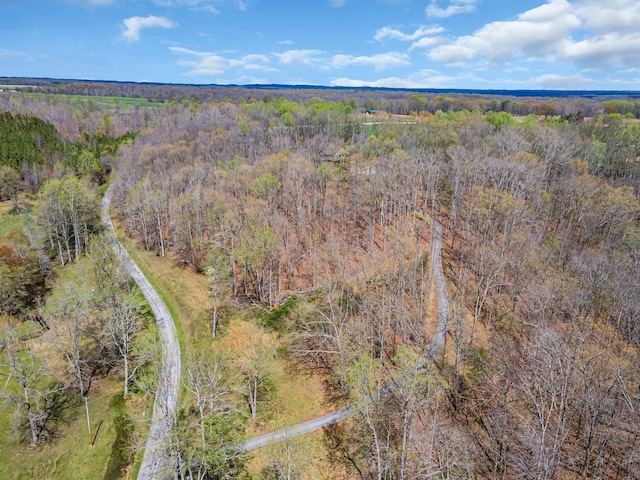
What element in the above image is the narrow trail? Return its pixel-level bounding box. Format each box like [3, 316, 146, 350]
[237, 217, 450, 454]
[101, 186, 181, 480]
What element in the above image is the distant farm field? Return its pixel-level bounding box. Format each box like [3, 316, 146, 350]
[20, 92, 165, 109]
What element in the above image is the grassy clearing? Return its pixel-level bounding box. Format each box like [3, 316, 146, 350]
[109, 216, 337, 477]
[0, 201, 27, 237]
[243, 344, 338, 479]
[0, 376, 121, 480]
[213, 313, 341, 478]
[21, 93, 164, 110]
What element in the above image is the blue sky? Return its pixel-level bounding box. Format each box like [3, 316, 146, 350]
[1, 0, 639, 90]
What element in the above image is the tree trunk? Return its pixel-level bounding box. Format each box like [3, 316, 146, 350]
[24, 387, 39, 445]
[123, 354, 129, 395]
[212, 293, 218, 339]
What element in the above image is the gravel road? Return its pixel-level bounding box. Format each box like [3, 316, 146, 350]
[237, 216, 450, 453]
[101, 186, 181, 480]
[101, 186, 448, 461]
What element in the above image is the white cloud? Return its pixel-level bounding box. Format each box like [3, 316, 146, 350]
[519, 0, 575, 22]
[331, 52, 410, 71]
[426, 0, 477, 18]
[151, 0, 250, 12]
[330, 69, 456, 88]
[244, 64, 278, 72]
[200, 5, 221, 14]
[429, 0, 580, 64]
[563, 0, 640, 68]
[170, 47, 227, 75]
[64, 0, 116, 5]
[533, 73, 601, 90]
[170, 47, 271, 76]
[239, 54, 270, 64]
[575, 0, 640, 34]
[426, 0, 640, 72]
[532, 71, 640, 90]
[122, 16, 176, 42]
[564, 32, 640, 69]
[374, 25, 444, 43]
[331, 76, 416, 88]
[409, 36, 444, 50]
[429, 45, 474, 65]
[374, 25, 445, 52]
[0, 48, 34, 61]
[153, 0, 216, 6]
[271, 50, 410, 73]
[273, 49, 326, 66]
[329, 0, 347, 6]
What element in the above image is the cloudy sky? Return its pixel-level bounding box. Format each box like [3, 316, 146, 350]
[1, 0, 639, 90]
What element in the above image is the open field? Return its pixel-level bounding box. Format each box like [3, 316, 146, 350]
[17, 92, 165, 110]
[0, 368, 122, 479]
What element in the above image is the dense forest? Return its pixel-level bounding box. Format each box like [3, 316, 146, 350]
[1, 81, 640, 479]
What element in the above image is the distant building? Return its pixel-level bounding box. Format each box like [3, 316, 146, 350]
[321, 143, 347, 163]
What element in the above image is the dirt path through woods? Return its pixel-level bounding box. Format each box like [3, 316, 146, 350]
[101, 186, 181, 480]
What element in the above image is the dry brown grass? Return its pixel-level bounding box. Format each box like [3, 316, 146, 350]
[220, 315, 338, 477]
[129, 250, 210, 342]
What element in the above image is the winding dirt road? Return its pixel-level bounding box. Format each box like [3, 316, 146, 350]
[237, 217, 450, 453]
[101, 186, 181, 480]
[101, 185, 448, 462]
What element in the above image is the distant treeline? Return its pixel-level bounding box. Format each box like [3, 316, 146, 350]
[3, 76, 640, 118]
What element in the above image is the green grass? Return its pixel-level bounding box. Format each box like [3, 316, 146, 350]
[0, 202, 28, 237]
[103, 393, 135, 480]
[8, 319, 43, 340]
[112, 229, 189, 374]
[2, 195, 338, 477]
[256, 295, 299, 331]
[44, 257, 154, 479]
[21, 93, 165, 110]
[0, 375, 121, 480]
